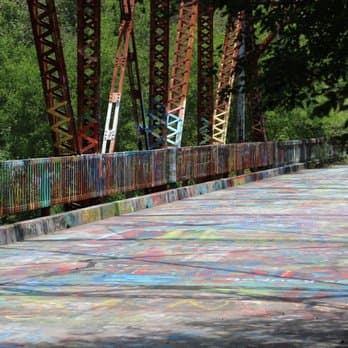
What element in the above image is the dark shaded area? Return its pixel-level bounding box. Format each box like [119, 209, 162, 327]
[1, 313, 347, 347]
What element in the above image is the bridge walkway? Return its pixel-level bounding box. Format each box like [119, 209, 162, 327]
[0, 165, 347, 347]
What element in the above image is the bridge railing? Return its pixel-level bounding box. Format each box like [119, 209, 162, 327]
[0, 139, 333, 216]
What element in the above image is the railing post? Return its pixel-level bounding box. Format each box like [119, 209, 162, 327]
[168, 147, 177, 184]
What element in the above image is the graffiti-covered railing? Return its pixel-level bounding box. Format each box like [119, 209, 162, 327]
[0, 139, 332, 216]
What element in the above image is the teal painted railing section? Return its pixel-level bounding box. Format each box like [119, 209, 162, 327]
[0, 139, 333, 216]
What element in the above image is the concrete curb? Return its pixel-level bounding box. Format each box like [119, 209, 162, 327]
[0, 163, 304, 245]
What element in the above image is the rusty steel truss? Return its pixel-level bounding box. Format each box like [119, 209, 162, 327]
[148, 0, 170, 149]
[27, 2, 267, 154]
[197, 2, 215, 145]
[102, 0, 134, 153]
[27, 0, 78, 156]
[166, 0, 198, 147]
[102, 0, 147, 153]
[77, 0, 101, 154]
[212, 13, 243, 145]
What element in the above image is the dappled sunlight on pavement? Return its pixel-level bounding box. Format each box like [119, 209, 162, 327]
[0, 166, 347, 347]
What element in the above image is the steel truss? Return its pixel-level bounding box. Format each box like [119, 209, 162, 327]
[102, 0, 146, 153]
[212, 13, 242, 145]
[28, 1, 266, 155]
[77, 0, 101, 154]
[197, 2, 215, 145]
[148, 0, 170, 149]
[102, 0, 134, 153]
[166, 0, 198, 147]
[27, 0, 78, 155]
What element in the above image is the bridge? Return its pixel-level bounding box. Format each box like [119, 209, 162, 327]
[0, 157, 347, 346]
[1, 1, 347, 347]
[0, 139, 347, 346]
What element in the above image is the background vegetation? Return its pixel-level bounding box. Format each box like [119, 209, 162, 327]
[0, 0, 347, 160]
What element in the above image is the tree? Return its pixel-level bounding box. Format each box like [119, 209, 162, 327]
[1, 0, 347, 160]
[211, 0, 348, 139]
[259, 0, 348, 116]
[0, 1, 53, 159]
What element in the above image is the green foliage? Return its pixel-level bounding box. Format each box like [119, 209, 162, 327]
[0, 1, 52, 159]
[0, 0, 347, 160]
[265, 105, 348, 142]
[265, 108, 323, 141]
[257, 0, 348, 115]
[321, 109, 348, 140]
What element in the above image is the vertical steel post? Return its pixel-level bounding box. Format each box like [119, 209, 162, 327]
[197, 2, 215, 145]
[148, 0, 169, 149]
[236, 15, 246, 143]
[77, 0, 101, 154]
[127, 30, 149, 150]
[166, 0, 198, 147]
[27, 0, 78, 155]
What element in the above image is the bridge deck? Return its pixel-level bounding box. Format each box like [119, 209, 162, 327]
[0, 165, 347, 347]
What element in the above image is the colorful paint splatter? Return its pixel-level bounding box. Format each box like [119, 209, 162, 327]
[0, 165, 347, 347]
[0, 139, 330, 215]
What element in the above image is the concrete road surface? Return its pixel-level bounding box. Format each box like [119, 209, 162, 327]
[0, 166, 347, 347]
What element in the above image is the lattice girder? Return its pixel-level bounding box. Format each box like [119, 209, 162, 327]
[212, 14, 242, 145]
[148, 0, 169, 149]
[77, 0, 101, 154]
[27, 0, 78, 155]
[166, 0, 198, 147]
[197, 2, 215, 145]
